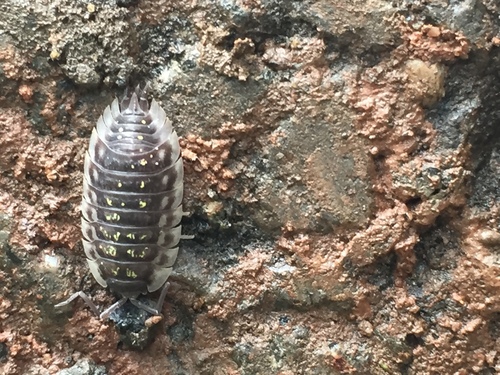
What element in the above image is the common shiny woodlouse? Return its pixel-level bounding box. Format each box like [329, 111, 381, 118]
[56, 85, 187, 319]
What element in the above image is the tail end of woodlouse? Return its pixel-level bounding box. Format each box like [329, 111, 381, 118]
[55, 288, 165, 322]
[127, 280, 170, 317]
[107, 284, 169, 350]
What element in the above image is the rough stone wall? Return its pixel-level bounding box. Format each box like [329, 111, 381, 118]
[0, 0, 500, 374]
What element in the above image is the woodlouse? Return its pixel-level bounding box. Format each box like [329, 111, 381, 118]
[56, 85, 186, 319]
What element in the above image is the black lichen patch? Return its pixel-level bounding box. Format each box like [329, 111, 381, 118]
[220, 1, 318, 39]
[0, 342, 8, 363]
[165, 305, 195, 344]
[117, 0, 139, 7]
[181, 211, 273, 267]
[136, 15, 194, 76]
[27, 91, 51, 136]
[361, 252, 398, 292]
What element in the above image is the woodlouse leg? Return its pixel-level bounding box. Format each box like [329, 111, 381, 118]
[129, 282, 170, 316]
[55, 291, 100, 317]
[99, 297, 127, 320]
[155, 281, 170, 313]
[129, 299, 161, 316]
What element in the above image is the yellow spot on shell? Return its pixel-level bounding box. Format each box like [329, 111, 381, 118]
[131, 164, 135, 169]
[106, 198, 113, 206]
[105, 213, 120, 222]
[111, 267, 119, 276]
[141, 119, 147, 124]
[139, 159, 147, 166]
[140, 234, 148, 240]
[87, 3, 95, 13]
[112, 232, 121, 242]
[121, 202, 125, 207]
[117, 181, 122, 188]
[126, 269, 138, 278]
[126, 233, 136, 240]
[127, 249, 146, 258]
[140, 181, 145, 189]
[139, 200, 147, 208]
[137, 135, 144, 140]
[105, 245, 117, 257]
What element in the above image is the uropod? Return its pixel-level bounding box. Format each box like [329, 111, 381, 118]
[56, 85, 187, 319]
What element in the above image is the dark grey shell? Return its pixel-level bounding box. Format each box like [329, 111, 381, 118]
[81, 87, 183, 299]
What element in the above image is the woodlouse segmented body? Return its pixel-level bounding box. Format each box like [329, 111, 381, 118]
[56, 86, 184, 318]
